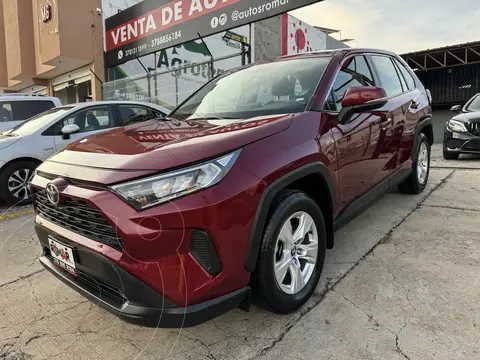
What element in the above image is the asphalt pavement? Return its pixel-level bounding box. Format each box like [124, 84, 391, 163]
[1, 145, 480, 360]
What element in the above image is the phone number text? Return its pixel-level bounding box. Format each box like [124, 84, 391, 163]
[125, 44, 148, 57]
[151, 30, 182, 47]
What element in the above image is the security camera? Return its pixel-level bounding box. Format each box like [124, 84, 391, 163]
[96, 8, 102, 15]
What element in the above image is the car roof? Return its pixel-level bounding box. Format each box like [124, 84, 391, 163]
[57, 101, 170, 114]
[0, 94, 60, 101]
[275, 48, 400, 61]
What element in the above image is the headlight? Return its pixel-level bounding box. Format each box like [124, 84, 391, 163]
[111, 149, 241, 210]
[447, 119, 468, 133]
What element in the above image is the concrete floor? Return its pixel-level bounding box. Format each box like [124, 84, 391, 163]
[1, 145, 480, 360]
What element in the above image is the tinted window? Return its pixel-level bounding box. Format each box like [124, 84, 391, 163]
[393, 58, 415, 91]
[0, 100, 55, 122]
[47, 106, 114, 136]
[327, 56, 375, 111]
[118, 105, 158, 126]
[371, 56, 404, 97]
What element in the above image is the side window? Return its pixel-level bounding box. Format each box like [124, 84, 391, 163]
[327, 56, 375, 111]
[118, 105, 157, 126]
[370, 56, 404, 97]
[10, 101, 55, 121]
[48, 106, 113, 136]
[393, 58, 416, 90]
[0, 103, 13, 122]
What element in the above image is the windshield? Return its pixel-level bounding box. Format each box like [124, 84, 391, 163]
[169, 57, 332, 121]
[465, 94, 480, 112]
[6, 107, 74, 136]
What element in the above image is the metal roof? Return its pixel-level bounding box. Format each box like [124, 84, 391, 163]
[313, 26, 340, 35]
[400, 40, 480, 57]
[400, 41, 480, 72]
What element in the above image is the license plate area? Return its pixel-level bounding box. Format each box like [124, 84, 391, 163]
[48, 237, 76, 276]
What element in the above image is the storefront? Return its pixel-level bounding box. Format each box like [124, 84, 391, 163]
[0, 0, 103, 104]
[102, 0, 346, 108]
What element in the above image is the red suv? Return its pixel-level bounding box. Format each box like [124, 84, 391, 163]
[31, 49, 433, 328]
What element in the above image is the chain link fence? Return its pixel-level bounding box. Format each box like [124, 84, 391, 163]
[103, 52, 246, 111]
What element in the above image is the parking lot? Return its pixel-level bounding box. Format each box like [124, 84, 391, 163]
[0, 144, 479, 360]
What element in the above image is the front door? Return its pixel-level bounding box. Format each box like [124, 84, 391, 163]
[50, 106, 116, 151]
[327, 55, 392, 208]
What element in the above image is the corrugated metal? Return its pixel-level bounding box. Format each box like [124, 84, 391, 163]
[416, 64, 480, 106]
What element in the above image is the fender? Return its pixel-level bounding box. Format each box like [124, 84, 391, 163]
[413, 116, 433, 154]
[244, 162, 336, 273]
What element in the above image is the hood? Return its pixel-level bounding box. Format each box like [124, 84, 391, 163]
[48, 114, 293, 171]
[452, 112, 480, 122]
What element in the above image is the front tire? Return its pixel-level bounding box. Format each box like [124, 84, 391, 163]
[251, 190, 326, 314]
[0, 161, 38, 206]
[398, 133, 431, 194]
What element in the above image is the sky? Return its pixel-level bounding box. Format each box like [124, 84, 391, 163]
[291, 0, 480, 54]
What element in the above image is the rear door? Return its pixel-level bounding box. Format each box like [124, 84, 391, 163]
[369, 55, 419, 175]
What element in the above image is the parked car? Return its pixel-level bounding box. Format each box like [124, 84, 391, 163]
[443, 93, 480, 159]
[0, 101, 169, 205]
[31, 48, 433, 328]
[0, 93, 62, 132]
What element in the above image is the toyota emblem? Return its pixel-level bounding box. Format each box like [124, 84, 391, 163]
[46, 183, 60, 205]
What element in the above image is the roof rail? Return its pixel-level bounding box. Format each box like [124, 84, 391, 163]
[0, 93, 47, 97]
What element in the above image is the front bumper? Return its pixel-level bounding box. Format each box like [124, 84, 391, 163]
[37, 222, 250, 328]
[444, 128, 480, 154]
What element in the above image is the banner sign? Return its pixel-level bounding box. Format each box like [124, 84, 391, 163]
[105, 0, 324, 67]
[281, 14, 326, 55]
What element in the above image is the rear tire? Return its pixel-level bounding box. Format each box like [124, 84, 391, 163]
[398, 133, 430, 195]
[0, 161, 38, 206]
[251, 190, 326, 314]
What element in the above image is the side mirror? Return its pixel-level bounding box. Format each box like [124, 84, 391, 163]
[61, 124, 80, 140]
[339, 86, 388, 124]
[450, 105, 462, 112]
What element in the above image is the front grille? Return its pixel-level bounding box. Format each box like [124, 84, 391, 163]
[463, 139, 480, 151]
[45, 254, 127, 305]
[35, 190, 123, 252]
[468, 122, 480, 136]
[76, 269, 127, 305]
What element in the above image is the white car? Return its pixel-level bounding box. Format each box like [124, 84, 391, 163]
[0, 101, 169, 205]
[0, 94, 62, 132]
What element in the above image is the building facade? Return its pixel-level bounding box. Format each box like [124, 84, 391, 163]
[0, 0, 104, 104]
[102, 0, 348, 109]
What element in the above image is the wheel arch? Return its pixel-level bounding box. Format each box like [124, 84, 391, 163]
[244, 162, 336, 273]
[415, 116, 434, 148]
[0, 157, 43, 173]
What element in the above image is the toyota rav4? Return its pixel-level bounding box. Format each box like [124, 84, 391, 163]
[31, 49, 433, 328]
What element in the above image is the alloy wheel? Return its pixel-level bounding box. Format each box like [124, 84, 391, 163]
[273, 211, 318, 295]
[8, 169, 34, 201]
[417, 142, 429, 185]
